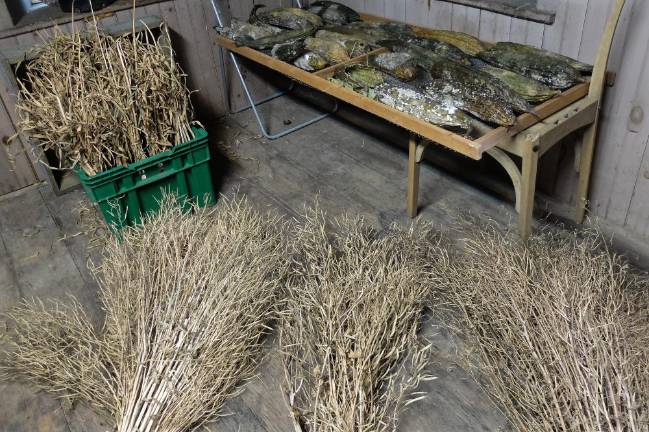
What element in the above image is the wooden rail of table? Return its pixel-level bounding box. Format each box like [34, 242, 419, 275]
[217, 35, 484, 159]
[313, 47, 389, 77]
[215, 19, 589, 161]
[473, 81, 590, 151]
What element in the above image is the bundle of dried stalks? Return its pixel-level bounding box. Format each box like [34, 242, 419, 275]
[16, 23, 194, 176]
[443, 226, 649, 431]
[2, 195, 286, 431]
[0, 297, 115, 411]
[281, 208, 446, 432]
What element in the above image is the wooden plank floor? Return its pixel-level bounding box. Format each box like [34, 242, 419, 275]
[0, 93, 514, 431]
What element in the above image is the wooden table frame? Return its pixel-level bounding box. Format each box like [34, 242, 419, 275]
[215, 0, 625, 239]
[408, 0, 625, 239]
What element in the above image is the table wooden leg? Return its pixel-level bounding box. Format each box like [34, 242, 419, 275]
[575, 122, 598, 224]
[407, 135, 420, 218]
[520, 140, 539, 241]
[487, 147, 523, 214]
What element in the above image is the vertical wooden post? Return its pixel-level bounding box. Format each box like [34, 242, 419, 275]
[575, 0, 626, 223]
[519, 138, 540, 241]
[575, 123, 597, 223]
[407, 134, 420, 218]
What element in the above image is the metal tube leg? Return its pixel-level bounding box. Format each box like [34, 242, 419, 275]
[231, 81, 296, 115]
[519, 139, 540, 241]
[407, 135, 420, 218]
[230, 51, 336, 140]
[218, 46, 292, 115]
[211, 0, 334, 140]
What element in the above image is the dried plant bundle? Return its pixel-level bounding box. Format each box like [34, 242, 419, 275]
[1, 194, 286, 431]
[443, 226, 649, 432]
[15, 24, 194, 176]
[0, 297, 115, 411]
[281, 208, 446, 432]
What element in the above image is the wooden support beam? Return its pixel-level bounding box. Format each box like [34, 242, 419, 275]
[407, 135, 420, 218]
[519, 136, 540, 241]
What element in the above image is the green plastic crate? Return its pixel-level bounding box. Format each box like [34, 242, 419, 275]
[76, 127, 216, 230]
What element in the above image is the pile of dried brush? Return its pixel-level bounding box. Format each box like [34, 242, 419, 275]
[443, 226, 649, 431]
[1, 195, 285, 431]
[280, 209, 446, 432]
[16, 23, 194, 176]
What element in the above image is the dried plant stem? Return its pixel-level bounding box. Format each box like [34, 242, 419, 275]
[16, 24, 195, 176]
[281, 208, 447, 432]
[442, 226, 649, 432]
[2, 194, 286, 431]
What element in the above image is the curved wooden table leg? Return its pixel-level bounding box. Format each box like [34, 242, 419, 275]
[487, 147, 523, 214]
[520, 137, 540, 241]
[407, 134, 420, 218]
[575, 122, 598, 224]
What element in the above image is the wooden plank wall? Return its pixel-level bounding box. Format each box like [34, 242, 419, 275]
[0, 31, 40, 195]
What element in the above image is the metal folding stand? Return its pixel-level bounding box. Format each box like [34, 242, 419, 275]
[209, 0, 338, 140]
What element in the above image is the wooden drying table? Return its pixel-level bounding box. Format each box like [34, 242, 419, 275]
[215, 0, 625, 239]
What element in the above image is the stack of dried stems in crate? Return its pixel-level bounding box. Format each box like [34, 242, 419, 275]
[16, 22, 194, 176]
